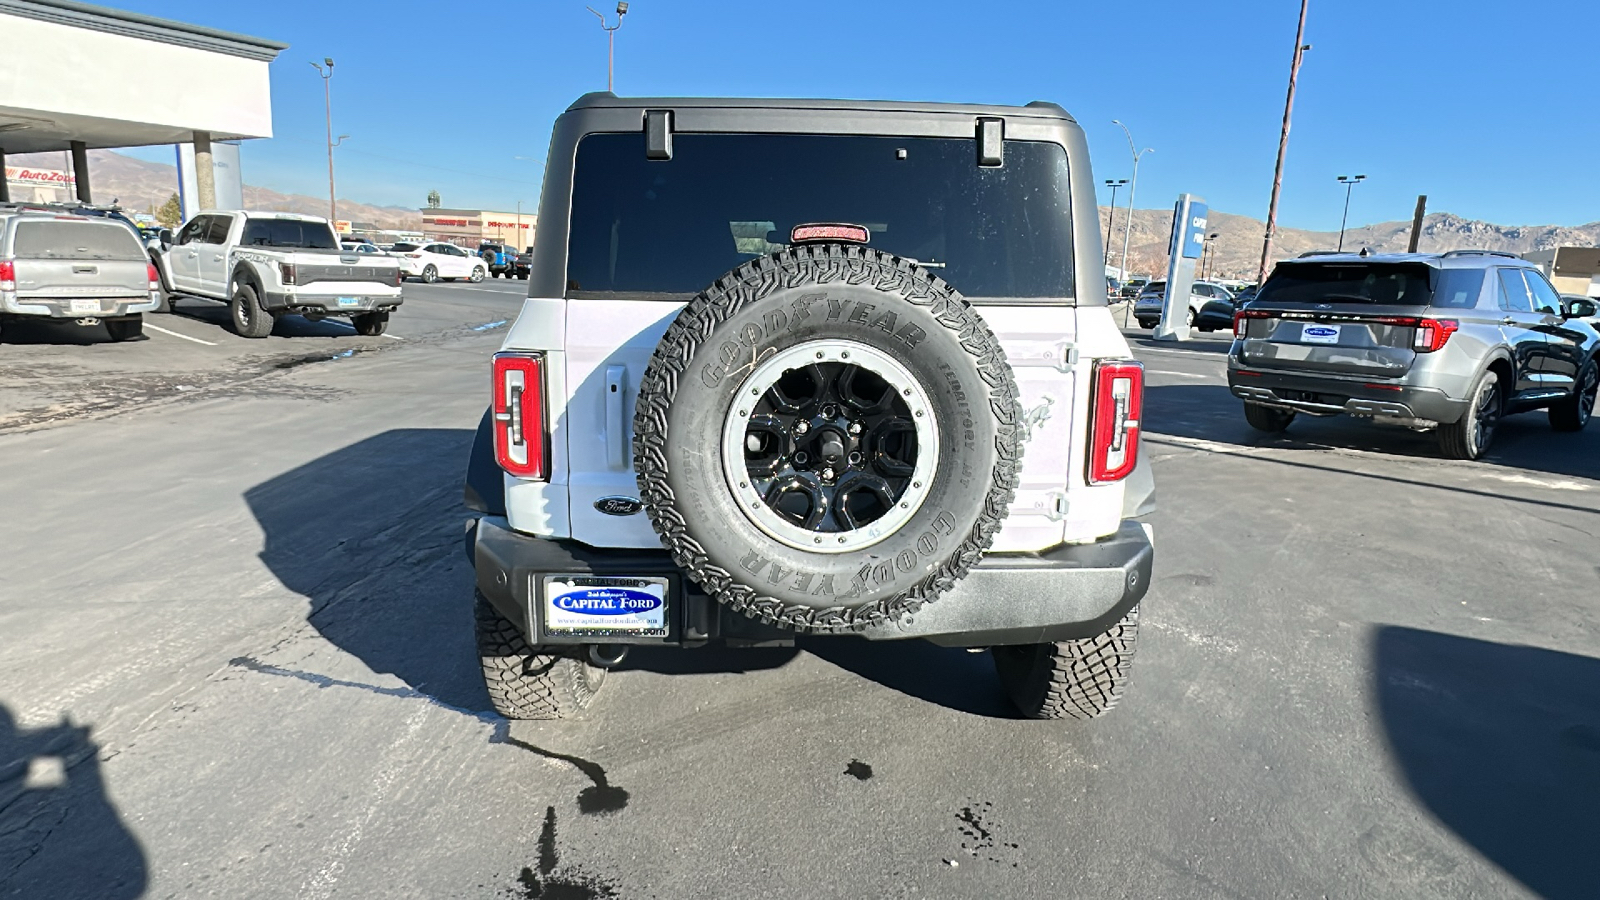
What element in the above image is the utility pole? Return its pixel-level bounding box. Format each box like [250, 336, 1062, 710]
[1103, 178, 1128, 267]
[588, 3, 629, 92]
[310, 58, 348, 225]
[1407, 195, 1428, 253]
[1336, 174, 1366, 251]
[1112, 120, 1154, 304]
[1257, 0, 1312, 285]
[1203, 232, 1219, 281]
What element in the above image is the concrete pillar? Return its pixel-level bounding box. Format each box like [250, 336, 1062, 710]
[193, 131, 216, 211]
[70, 140, 91, 203]
[0, 147, 8, 202]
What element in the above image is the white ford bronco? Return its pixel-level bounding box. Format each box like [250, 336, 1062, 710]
[155, 210, 403, 337]
[464, 95, 1155, 720]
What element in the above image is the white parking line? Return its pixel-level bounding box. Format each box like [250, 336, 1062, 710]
[144, 323, 217, 346]
[381, 333, 404, 341]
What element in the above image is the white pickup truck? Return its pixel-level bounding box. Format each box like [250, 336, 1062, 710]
[155, 210, 403, 337]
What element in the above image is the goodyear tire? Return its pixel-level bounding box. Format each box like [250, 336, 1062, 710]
[633, 244, 1022, 633]
[475, 593, 606, 719]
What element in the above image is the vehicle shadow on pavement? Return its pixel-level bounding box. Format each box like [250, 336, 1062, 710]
[166, 302, 367, 340]
[620, 645, 800, 675]
[243, 427, 491, 714]
[0, 318, 128, 345]
[804, 638, 1016, 717]
[1373, 626, 1600, 899]
[0, 704, 147, 899]
[1146, 383, 1600, 483]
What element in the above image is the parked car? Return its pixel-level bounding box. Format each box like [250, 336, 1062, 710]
[0, 207, 160, 342]
[463, 94, 1156, 722]
[1119, 277, 1148, 298]
[1228, 251, 1600, 459]
[1194, 295, 1238, 333]
[341, 240, 390, 256]
[509, 247, 533, 279]
[477, 242, 523, 278]
[154, 210, 403, 337]
[391, 241, 487, 283]
[1133, 280, 1233, 329]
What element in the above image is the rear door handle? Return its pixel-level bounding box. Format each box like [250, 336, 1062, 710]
[605, 364, 628, 469]
[1501, 317, 1517, 325]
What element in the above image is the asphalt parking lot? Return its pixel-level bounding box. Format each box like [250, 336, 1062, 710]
[2, 293, 1597, 899]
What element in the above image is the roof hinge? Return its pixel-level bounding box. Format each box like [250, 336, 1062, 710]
[644, 109, 674, 160]
[976, 117, 1004, 167]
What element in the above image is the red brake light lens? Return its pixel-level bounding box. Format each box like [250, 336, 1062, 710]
[1088, 359, 1144, 485]
[1413, 318, 1458, 353]
[146, 262, 160, 290]
[0, 260, 15, 291]
[492, 352, 547, 479]
[279, 262, 297, 286]
[1233, 308, 1270, 338]
[790, 223, 870, 244]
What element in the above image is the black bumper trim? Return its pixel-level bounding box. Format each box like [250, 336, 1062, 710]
[469, 517, 1153, 648]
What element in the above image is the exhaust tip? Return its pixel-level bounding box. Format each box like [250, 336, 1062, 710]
[588, 644, 629, 668]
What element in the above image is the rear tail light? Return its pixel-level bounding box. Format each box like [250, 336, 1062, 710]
[1413, 318, 1458, 353]
[1233, 308, 1270, 338]
[1088, 359, 1144, 485]
[404, 253, 422, 259]
[492, 352, 547, 479]
[279, 262, 297, 286]
[393, 267, 404, 287]
[0, 260, 15, 292]
[147, 262, 160, 291]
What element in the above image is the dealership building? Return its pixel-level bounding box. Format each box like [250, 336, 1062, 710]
[420, 208, 537, 249]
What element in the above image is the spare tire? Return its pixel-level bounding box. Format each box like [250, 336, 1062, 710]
[633, 244, 1022, 633]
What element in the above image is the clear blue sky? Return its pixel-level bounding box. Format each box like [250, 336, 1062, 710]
[113, 0, 1600, 229]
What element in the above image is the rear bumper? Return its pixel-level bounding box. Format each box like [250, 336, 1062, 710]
[260, 288, 403, 313]
[1, 294, 157, 318]
[469, 516, 1154, 648]
[1228, 366, 1467, 424]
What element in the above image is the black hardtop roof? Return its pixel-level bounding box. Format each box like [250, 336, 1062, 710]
[565, 92, 1075, 123]
[1276, 250, 1537, 272]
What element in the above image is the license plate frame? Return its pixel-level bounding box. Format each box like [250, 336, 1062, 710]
[69, 298, 101, 314]
[336, 297, 361, 308]
[1300, 323, 1342, 345]
[541, 575, 669, 637]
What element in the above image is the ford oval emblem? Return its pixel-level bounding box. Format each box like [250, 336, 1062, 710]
[551, 588, 662, 615]
[594, 496, 644, 516]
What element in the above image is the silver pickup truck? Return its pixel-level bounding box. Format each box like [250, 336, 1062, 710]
[155, 210, 403, 338]
[0, 207, 160, 342]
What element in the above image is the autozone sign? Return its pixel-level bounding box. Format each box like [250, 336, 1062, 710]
[4, 166, 76, 186]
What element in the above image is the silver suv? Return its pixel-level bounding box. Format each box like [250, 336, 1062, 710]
[1227, 251, 1600, 459]
[0, 207, 160, 342]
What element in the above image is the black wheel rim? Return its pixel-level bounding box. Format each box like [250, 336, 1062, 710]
[1473, 379, 1498, 452]
[723, 340, 937, 552]
[1579, 366, 1598, 425]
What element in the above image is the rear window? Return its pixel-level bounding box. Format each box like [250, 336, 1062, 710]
[240, 218, 338, 249]
[566, 132, 1075, 300]
[1257, 262, 1484, 308]
[391, 243, 419, 252]
[12, 220, 146, 260]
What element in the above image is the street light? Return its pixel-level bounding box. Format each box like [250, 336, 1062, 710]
[1103, 178, 1129, 267]
[1257, 0, 1312, 284]
[1112, 119, 1153, 320]
[310, 58, 339, 223]
[1336, 174, 1366, 252]
[587, 2, 629, 92]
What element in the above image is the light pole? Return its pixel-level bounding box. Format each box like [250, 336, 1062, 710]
[1103, 178, 1128, 267]
[1336, 174, 1366, 252]
[1202, 232, 1219, 281]
[1257, 0, 1312, 284]
[587, 2, 629, 92]
[1112, 119, 1153, 320]
[309, 58, 345, 224]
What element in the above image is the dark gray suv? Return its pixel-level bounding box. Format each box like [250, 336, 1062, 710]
[1227, 251, 1600, 459]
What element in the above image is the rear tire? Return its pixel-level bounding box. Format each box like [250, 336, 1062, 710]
[421, 265, 439, 284]
[993, 605, 1141, 720]
[352, 312, 388, 336]
[470, 266, 486, 283]
[105, 317, 143, 342]
[229, 282, 273, 339]
[1243, 401, 1295, 433]
[1439, 369, 1500, 459]
[1136, 319, 1157, 329]
[1549, 358, 1597, 432]
[475, 593, 606, 720]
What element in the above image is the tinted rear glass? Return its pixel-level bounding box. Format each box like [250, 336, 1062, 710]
[566, 133, 1074, 299]
[240, 218, 338, 249]
[1256, 262, 1481, 307]
[391, 243, 418, 252]
[13, 220, 146, 260]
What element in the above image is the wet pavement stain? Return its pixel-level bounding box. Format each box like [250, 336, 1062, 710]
[500, 737, 630, 815]
[501, 806, 620, 899]
[956, 801, 1019, 866]
[844, 759, 874, 781]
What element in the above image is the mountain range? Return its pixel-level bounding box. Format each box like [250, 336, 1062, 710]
[8, 151, 1596, 272]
